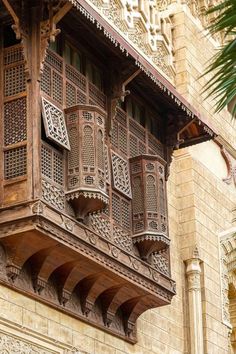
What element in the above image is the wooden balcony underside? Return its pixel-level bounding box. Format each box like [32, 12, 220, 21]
[0, 200, 175, 342]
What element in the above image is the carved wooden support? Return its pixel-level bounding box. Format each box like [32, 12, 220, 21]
[31, 245, 76, 294]
[79, 274, 118, 316]
[0, 204, 175, 342]
[101, 285, 142, 327]
[2, 0, 72, 80]
[2, 232, 55, 282]
[107, 68, 141, 135]
[57, 261, 98, 306]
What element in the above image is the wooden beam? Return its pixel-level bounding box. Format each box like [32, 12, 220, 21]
[2, 0, 19, 25]
[53, 2, 73, 24]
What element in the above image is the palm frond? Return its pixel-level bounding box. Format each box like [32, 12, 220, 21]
[203, 0, 236, 118]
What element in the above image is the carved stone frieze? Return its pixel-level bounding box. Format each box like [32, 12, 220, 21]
[0, 332, 55, 354]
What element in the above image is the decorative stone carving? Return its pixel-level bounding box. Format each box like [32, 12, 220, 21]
[0, 332, 53, 354]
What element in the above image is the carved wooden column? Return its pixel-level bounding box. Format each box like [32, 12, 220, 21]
[186, 252, 204, 354]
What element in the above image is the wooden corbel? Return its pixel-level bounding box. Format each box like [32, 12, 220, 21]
[39, 2, 73, 77]
[107, 68, 141, 135]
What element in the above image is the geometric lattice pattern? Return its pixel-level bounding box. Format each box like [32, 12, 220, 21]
[4, 146, 27, 179]
[41, 143, 64, 186]
[42, 179, 64, 210]
[4, 97, 27, 146]
[111, 152, 132, 198]
[4, 64, 26, 97]
[112, 192, 131, 230]
[152, 251, 170, 276]
[42, 97, 70, 150]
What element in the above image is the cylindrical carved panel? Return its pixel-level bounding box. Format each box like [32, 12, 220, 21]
[65, 105, 108, 220]
[130, 155, 169, 260]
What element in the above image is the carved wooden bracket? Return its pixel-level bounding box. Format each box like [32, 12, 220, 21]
[2, 0, 72, 80]
[107, 68, 141, 135]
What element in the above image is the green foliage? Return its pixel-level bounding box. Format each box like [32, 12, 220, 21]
[203, 0, 236, 117]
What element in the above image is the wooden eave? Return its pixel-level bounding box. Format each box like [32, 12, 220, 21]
[67, 0, 217, 147]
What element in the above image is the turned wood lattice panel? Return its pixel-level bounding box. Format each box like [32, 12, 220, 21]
[41, 142, 65, 210]
[4, 146, 27, 179]
[4, 97, 27, 146]
[4, 64, 26, 97]
[41, 49, 104, 111]
[42, 97, 70, 150]
[3, 45, 27, 181]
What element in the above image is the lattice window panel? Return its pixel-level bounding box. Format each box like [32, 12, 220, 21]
[111, 152, 132, 198]
[45, 50, 63, 73]
[41, 64, 51, 97]
[4, 146, 27, 179]
[129, 134, 139, 158]
[129, 119, 146, 142]
[132, 176, 144, 215]
[97, 130, 105, 171]
[112, 192, 131, 230]
[53, 152, 63, 185]
[77, 90, 87, 104]
[4, 45, 24, 66]
[41, 144, 52, 179]
[112, 193, 121, 225]
[66, 82, 76, 107]
[68, 126, 80, 172]
[42, 97, 70, 150]
[119, 125, 128, 155]
[82, 125, 95, 168]
[65, 64, 86, 92]
[41, 142, 64, 186]
[146, 175, 158, 212]
[4, 64, 25, 97]
[111, 121, 118, 149]
[89, 83, 106, 110]
[148, 134, 164, 158]
[52, 71, 63, 105]
[104, 145, 110, 184]
[4, 97, 27, 146]
[121, 199, 131, 229]
[116, 107, 127, 127]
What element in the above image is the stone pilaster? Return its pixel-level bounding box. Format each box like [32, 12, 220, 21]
[186, 253, 204, 354]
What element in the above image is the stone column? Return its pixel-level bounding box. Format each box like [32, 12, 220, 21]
[186, 255, 204, 354]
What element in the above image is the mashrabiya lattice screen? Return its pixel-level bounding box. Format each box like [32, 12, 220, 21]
[41, 97, 70, 150]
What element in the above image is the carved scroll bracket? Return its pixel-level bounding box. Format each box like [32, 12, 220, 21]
[220, 147, 236, 187]
[2, 0, 72, 81]
[108, 68, 141, 135]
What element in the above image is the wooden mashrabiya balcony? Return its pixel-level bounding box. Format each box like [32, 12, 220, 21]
[0, 200, 175, 342]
